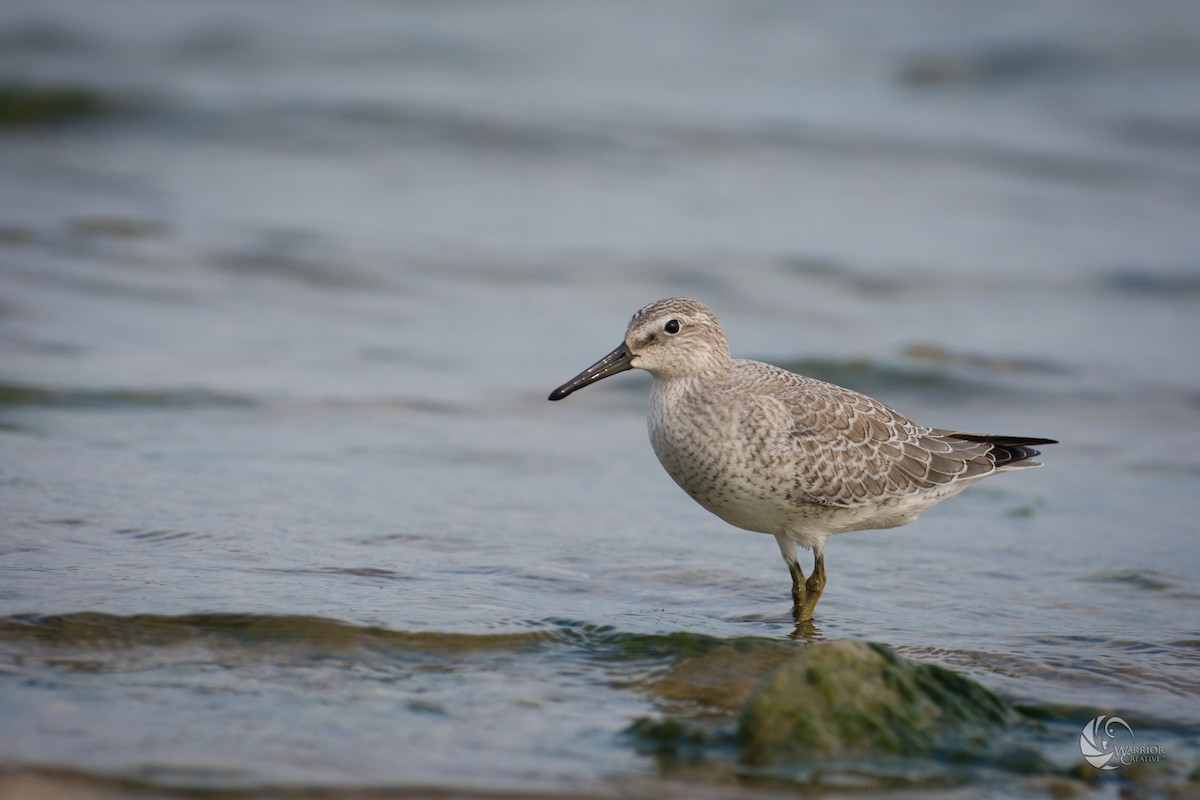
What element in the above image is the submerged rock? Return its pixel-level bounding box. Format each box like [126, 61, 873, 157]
[738, 640, 1013, 766]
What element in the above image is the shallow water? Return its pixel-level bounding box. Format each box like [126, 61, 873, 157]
[2, 1, 1199, 797]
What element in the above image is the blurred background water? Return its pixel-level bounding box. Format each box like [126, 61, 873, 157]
[1, 1, 1199, 797]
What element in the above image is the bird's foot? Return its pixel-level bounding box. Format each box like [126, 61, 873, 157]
[790, 581, 816, 623]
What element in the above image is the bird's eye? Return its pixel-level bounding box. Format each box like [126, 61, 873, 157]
[664, 319, 681, 335]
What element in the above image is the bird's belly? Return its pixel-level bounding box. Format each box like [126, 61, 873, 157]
[649, 420, 792, 535]
[693, 486, 792, 534]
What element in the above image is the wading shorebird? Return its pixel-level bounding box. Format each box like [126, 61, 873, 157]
[548, 297, 1055, 621]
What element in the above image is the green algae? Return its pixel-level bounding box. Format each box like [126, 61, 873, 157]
[738, 640, 1014, 765]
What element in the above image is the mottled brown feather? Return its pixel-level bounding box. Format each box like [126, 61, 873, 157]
[728, 364, 1041, 508]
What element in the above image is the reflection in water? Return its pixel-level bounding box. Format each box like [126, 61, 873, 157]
[788, 618, 822, 642]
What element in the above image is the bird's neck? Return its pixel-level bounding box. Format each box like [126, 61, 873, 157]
[649, 361, 729, 404]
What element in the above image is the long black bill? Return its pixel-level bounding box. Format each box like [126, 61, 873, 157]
[548, 342, 635, 401]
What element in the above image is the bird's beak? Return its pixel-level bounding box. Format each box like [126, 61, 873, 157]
[548, 342, 635, 401]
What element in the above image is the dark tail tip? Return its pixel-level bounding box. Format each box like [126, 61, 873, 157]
[950, 434, 1058, 447]
[948, 433, 1057, 468]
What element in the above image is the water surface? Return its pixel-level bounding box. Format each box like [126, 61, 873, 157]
[2, 1, 1199, 797]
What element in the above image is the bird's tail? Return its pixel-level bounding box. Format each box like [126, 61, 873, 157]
[937, 432, 1058, 469]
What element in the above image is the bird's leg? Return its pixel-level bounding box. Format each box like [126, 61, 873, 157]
[788, 559, 807, 607]
[797, 546, 826, 621]
[775, 535, 807, 610]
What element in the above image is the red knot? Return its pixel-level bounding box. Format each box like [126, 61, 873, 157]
[549, 297, 1056, 622]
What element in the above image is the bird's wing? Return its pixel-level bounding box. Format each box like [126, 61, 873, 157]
[736, 365, 995, 507]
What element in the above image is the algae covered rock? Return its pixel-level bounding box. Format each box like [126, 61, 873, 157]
[738, 639, 1012, 765]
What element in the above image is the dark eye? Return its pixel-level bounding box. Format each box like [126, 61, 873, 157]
[663, 319, 681, 335]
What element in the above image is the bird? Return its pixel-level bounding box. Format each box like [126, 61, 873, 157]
[548, 297, 1055, 621]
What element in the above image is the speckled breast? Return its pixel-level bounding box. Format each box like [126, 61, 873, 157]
[647, 385, 792, 535]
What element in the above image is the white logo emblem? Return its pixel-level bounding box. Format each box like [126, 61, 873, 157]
[1079, 715, 1134, 770]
